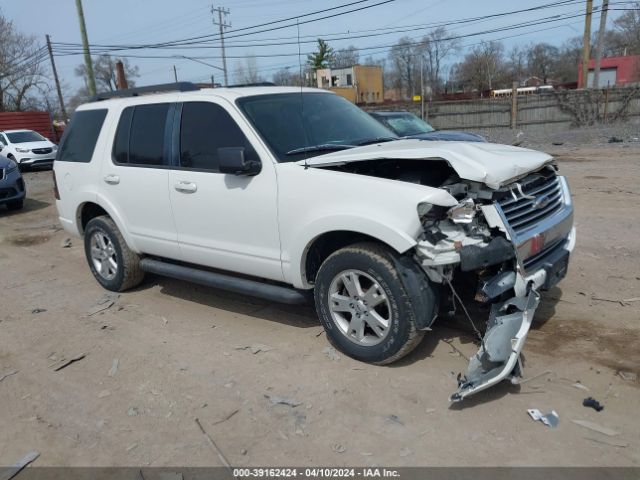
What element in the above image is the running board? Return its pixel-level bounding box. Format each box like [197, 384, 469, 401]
[139, 258, 308, 305]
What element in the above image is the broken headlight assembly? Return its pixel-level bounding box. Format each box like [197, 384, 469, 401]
[447, 198, 476, 224]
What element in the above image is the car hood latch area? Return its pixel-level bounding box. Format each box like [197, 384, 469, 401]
[450, 289, 540, 402]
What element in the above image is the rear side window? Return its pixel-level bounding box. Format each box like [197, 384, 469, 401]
[112, 103, 170, 166]
[57, 109, 107, 163]
[179, 102, 257, 171]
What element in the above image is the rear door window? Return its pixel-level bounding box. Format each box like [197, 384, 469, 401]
[112, 103, 170, 166]
[179, 102, 257, 172]
[57, 109, 108, 163]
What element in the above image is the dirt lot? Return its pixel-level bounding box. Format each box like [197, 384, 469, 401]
[1, 146, 639, 467]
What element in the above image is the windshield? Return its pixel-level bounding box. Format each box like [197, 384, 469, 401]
[237, 92, 397, 162]
[383, 113, 435, 136]
[6, 131, 47, 143]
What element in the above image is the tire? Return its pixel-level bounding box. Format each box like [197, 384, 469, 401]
[84, 215, 144, 292]
[314, 242, 434, 365]
[6, 199, 24, 210]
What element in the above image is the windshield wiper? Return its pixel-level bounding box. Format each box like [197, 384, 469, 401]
[355, 137, 398, 146]
[285, 144, 355, 155]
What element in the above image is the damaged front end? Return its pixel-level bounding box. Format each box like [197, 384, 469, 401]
[414, 165, 575, 401]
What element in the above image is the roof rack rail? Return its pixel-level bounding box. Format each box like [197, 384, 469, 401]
[226, 82, 275, 88]
[92, 82, 200, 101]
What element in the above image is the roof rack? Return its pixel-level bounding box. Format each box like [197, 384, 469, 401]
[92, 82, 200, 101]
[225, 82, 276, 88]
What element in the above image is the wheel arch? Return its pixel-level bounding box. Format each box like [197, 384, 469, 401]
[293, 220, 418, 289]
[76, 200, 139, 252]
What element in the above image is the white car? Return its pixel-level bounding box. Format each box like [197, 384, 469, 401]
[54, 83, 575, 401]
[0, 129, 58, 170]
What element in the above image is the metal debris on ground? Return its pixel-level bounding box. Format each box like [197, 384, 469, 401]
[0, 451, 40, 480]
[386, 414, 404, 426]
[108, 358, 119, 377]
[234, 344, 274, 354]
[0, 370, 18, 383]
[527, 409, 559, 428]
[87, 293, 121, 316]
[617, 371, 637, 382]
[264, 394, 301, 408]
[583, 397, 604, 412]
[322, 346, 340, 361]
[60, 238, 72, 248]
[572, 382, 589, 391]
[331, 443, 346, 454]
[31, 309, 46, 314]
[211, 409, 239, 426]
[571, 419, 620, 437]
[194, 417, 232, 469]
[50, 352, 88, 372]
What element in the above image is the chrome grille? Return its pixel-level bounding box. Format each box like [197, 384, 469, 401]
[498, 173, 564, 234]
[32, 147, 53, 155]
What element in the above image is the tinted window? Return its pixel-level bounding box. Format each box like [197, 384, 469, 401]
[128, 103, 170, 166]
[57, 109, 108, 163]
[6, 131, 47, 143]
[112, 107, 134, 164]
[180, 102, 257, 171]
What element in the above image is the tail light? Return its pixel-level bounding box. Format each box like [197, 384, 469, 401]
[53, 169, 60, 200]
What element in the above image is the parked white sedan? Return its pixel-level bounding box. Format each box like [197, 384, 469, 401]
[0, 129, 57, 170]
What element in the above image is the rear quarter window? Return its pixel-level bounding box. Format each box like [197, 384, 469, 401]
[57, 109, 108, 163]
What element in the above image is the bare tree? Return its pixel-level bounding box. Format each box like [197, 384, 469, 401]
[506, 45, 527, 84]
[272, 67, 303, 86]
[0, 13, 47, 111]
[604, 1, 640, 55]
[332, 46, 359, 69]
[418, 27, 460, 94]
[454, 41, 505, 92]
[75, 54, 139, 92]
[527, 43, 559, 84]
[233, 55, 263, 84]
[388, 37, 420, 98]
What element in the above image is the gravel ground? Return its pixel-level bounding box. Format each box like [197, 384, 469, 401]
[0, 146, 639, 467]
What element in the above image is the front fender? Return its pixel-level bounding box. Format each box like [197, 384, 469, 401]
[288, 215, 420, 288]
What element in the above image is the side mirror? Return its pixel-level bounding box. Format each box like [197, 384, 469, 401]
[218, 147, 261, 176]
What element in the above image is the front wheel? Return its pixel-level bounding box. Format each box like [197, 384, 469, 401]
[314, 242, 433, 365]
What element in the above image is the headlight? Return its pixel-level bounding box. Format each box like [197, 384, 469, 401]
[417, 202, 433, 217]
[52, 145, 58, 151]
[15, 147, 31, 153]
[448, 198, 476, 224]
[6, 159, 18, 173]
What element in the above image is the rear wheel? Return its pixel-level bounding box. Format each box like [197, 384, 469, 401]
[314, 242, 432, 364]
[84, 215, 144, 292]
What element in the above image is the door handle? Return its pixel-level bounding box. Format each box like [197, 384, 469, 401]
[103, 174, 120, 185]
[174, 181, 197, 193]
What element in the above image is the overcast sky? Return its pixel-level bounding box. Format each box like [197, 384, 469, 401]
[1, 0, 614, 93]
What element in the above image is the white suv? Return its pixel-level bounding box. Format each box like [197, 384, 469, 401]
[54, 83, 575, 401]
[0, 129, 58, 169]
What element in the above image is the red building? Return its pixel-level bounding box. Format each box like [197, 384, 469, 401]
[578, 55, 640, 88]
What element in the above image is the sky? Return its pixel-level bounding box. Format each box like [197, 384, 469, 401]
[0, 0, 619, 94]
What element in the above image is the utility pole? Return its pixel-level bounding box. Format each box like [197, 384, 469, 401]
[420, 57, 425, 120]
[115, 60, 128, 89]
[45, 34, 67, 121]
[212, 6, 230, 86]
[581, 0, 594, 89]
[173, 65, 178, 82]
[592, 0, 609, 88]
[74, 0, 97, 96]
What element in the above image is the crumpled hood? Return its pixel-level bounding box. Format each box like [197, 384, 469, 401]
[298, 139, 553, 189]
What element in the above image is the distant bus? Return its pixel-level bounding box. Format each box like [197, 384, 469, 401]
[491, 85, 554, 98]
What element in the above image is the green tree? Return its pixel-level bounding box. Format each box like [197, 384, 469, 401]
[307, 39, 334, 69]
